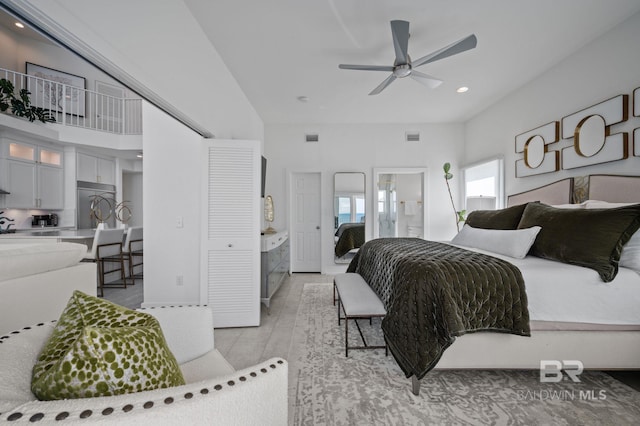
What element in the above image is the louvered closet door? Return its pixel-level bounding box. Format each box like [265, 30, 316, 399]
[201, 139, 261, 327]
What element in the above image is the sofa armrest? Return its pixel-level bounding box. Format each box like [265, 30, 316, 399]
[137, 306, 214, 364]
[1, 358, 288, 425]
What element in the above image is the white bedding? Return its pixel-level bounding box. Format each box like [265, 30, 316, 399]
[448, 243, 640, 325]
[0, 243, 87, 282]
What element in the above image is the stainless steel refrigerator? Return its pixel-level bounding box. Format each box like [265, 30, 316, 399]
[77, 181, 116, 229]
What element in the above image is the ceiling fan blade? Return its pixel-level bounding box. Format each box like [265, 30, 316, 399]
[369, 74, 397, 95]
[391, 20, 410, 65]
[410, 70, 443, 89]
[339, 64, 395, 72]
[412, 34, 477, 68]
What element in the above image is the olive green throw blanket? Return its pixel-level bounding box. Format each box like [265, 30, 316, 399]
[347, 238, 530, 380]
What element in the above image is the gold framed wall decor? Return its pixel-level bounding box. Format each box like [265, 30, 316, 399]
[635, 128, 639, 157]
[634, 87, 639, 117]
[560, 94, 629, 170]
[515, 121, 560, 177]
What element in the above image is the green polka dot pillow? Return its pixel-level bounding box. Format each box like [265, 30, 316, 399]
[31, 291, 185, 400]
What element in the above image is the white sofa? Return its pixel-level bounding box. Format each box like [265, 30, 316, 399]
[0, 282, 287, 424]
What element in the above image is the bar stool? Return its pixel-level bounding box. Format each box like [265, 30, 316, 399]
[122, 226, 143, 284]
[83, 227, 127, 297]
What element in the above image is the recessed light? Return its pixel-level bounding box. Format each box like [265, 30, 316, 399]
[456, 86, 469, 93]
[14, 22, 24, 29]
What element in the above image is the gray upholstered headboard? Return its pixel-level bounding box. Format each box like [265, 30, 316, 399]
[588, 175, 640, 203]
[507, 178, 574, 207]
[506, 175, 640, 207]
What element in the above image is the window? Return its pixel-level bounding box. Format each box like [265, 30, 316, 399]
[463, 158, 504, 213]
[336, 194, 366, 227]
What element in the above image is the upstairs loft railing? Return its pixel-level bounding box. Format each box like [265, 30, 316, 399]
[0, 67, 142, 135]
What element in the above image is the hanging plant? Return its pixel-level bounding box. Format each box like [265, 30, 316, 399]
[443, 162, 466, 232]
[0, 78, 55, 123]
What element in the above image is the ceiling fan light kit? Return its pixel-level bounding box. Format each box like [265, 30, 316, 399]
[338, 20, 477, 95]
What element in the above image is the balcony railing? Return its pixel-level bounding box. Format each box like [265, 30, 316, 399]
[1, 68, 142, 135]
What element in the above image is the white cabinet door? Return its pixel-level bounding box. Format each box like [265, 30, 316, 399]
[77, 153, 115, 184]
[6, 160, 36, 208]
[98, 157, 115, 185]
[200, 139, 260, 328]
[77, 152, 98, 182]
[38, 165, 64, 209]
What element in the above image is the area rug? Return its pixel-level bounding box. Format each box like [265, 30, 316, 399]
[288, 283, 640, 426]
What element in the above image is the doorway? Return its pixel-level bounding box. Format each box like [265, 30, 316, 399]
[290, 172, 322, 272]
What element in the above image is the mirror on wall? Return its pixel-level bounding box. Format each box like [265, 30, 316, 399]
[373, 168, 427, 239]
[334, 172, 366, 264]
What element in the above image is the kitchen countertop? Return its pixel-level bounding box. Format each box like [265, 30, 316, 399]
[0, 229, 96, 239]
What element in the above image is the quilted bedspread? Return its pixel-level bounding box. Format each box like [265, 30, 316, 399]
[347, 238, 530, 380]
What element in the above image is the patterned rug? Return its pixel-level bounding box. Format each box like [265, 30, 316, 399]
[288, 283, 640, 426]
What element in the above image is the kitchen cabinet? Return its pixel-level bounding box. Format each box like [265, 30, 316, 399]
[200, 139, 261, 328]
[3, 142, 63, 209]
[77, 152, 115, 184]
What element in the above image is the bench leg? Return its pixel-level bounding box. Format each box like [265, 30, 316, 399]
[411, 375, 421, 396]
[345, 316, 349, 357]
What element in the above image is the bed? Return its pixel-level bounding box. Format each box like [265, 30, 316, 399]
[347, 174, 640, 394]
[0, 242, 96, 335]
[334, 222, 365, 258]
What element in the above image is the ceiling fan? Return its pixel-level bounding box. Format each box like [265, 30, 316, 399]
[338, 20, 477, 95]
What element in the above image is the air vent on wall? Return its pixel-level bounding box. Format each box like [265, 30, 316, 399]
[405, 132, 420, 142]
[305, 133, 319, 143]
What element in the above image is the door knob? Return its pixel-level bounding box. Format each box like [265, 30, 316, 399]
[228, 244, 233, 248]
[316, 226, 320, 230]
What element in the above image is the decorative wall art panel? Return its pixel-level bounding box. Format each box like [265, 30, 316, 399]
[514, 121, 560, 177]
[561, 94, 629, 170]
[562, 132, 628, 169]
[561, 94, 628, 139]
[635, 128, 639, 157]
[25, 62, 86, 117]
[634, 88, 639, 117]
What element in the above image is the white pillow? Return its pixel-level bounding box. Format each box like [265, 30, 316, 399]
[583, 200, 636, 209]
[551, 203, 585, 209]
[451, 225, 542, 259]
[581, 200, 640, 273]
[620, 231, 640, 273]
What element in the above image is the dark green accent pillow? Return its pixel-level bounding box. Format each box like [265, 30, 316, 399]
[517, 202, 640, 282]
[465, 203, 529, 230]
[32, 291, 185, 400]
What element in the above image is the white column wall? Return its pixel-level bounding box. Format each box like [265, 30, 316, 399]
[142, 102, 204, 304]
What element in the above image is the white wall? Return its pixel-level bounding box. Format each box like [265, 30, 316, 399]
[265, 123, 465, 274]
[142, 102, 203, 304]
[464, 11, 640, 197]
[0, 23, 134, 99]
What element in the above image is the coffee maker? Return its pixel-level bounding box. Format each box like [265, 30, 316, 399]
[32, 214, 58, 227]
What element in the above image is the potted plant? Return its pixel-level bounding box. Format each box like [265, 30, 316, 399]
[0, 78, 55, 123]
[443, 162, 466, 232]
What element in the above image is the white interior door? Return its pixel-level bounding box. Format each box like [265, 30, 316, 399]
[290, 172, 321, 272]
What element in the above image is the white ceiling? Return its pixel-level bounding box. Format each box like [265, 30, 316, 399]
[184, 0, 640, 125]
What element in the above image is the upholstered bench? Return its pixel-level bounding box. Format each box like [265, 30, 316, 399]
[333, 273, 387, 357]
